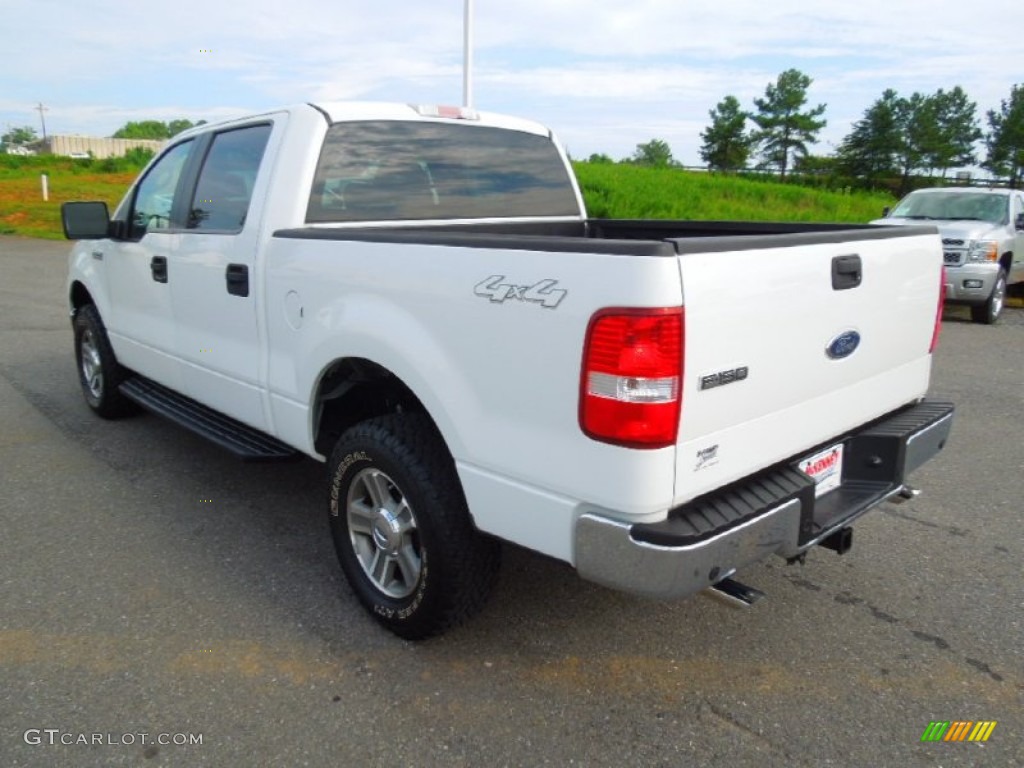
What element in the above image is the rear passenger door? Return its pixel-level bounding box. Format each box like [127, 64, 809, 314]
[170, 120, 277, 430]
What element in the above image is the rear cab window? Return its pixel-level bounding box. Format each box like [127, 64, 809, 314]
[306, 121, 580, 223]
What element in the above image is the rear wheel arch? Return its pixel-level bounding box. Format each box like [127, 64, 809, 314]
[311, 357, 445, 458]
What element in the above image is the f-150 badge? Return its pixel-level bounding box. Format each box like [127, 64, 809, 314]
[474, 276, 567, 308]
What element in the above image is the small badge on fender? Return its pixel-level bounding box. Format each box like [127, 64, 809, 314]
[699, 366, 749, 391]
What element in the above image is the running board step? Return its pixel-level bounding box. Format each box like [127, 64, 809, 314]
[120, 377, 299, 462]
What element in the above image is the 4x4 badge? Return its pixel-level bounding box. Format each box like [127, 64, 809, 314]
[474, 276, 567, 308]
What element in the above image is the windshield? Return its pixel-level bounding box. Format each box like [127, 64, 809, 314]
[307, 120, 580, 223]
[890, 191, 1008, 224]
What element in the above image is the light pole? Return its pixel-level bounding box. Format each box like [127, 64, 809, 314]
[463, 0, 474, 108]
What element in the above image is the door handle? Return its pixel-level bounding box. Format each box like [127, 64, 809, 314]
[831, 254, 862, 290]
[151, 255, 168, 283]
[226, 263, 249, 297]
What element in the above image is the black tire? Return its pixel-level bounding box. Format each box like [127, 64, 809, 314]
[970, 269, 1007, 325]
[73, 304, 132, 418]
[327, 413, 501, 640]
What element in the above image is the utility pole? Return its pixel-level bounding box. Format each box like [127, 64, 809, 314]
[463, 0, 474, 108]
[35, 102, 48, 141]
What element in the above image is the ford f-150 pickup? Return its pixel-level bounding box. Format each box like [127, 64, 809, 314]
[62, 102, 954, 638]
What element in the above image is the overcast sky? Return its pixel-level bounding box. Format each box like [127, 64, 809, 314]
[2, 0, 1022, 165]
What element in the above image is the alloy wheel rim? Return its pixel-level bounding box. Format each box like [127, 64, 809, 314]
[346, 467, 422, 599]
[80, 329, 104, 399]
[992, 278, 1005, 319]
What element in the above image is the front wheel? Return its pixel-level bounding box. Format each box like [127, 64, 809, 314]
[971, 269, 1007, 325]
[73, 304, 132, 418]
[327, 414, 501, 639]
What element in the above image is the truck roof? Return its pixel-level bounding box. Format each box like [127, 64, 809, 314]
[171, 102, 553, 142]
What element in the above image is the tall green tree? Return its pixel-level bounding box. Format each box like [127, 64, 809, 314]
[629, 138, 674, 167]
[836, 89, 903, 182]
[750, 69, 827, 179]
[983, 83, 1024, 187]
[893, 92, 937, 190]
[699, 95, 752, 171]
[1, 125, 38, 147]
[927, 86, 981, 176]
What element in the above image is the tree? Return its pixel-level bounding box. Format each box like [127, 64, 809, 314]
[586, 152, 614, 164]
[836, 89, 903, 182]
[110, 119, 205, 140]
[630, 139, 674, 167]
[699, 95, 752, 171]
[983, 84, 1024, 188]
[893, 92, 937, 191]
[167, 118, 205, 137]
[1, 125, 38, 147]
[111, 120, 171, 139]
[927, 86, 981, 176]
[750, 69, 827, 179]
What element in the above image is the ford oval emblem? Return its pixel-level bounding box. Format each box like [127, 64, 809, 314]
[826, 330, 861, 360]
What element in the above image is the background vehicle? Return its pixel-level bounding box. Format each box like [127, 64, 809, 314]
[872, 187, 1024, 324]
[62, 102, 953, 638]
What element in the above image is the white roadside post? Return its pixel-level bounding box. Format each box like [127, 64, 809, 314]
[41, 173, 49, 202]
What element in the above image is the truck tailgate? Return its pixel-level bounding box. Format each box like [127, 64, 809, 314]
[671, 231, 942, 506]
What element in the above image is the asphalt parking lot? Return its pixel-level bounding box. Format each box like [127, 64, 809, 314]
[1, 236, 1022, 767]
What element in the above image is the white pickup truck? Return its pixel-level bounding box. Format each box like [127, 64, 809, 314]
[62, 102, 954, 639]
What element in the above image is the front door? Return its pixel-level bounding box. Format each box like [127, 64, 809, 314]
[103, 139, 195, 392]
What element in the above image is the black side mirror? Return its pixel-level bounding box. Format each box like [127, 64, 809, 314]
[882, 206, 891, 217]
[61, 201, 111, 240]
[1016, 212, 1024, 232]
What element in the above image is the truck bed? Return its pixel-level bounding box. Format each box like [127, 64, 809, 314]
[274, 218, 938, 257]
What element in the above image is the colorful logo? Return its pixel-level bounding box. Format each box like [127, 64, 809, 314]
[921, 721, 997, 742]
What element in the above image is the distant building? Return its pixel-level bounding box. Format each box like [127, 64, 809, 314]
[41, 135, 165, 159]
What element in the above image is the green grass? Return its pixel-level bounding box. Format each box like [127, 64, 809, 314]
[573, 162, 896, 223]
[0, 155, 898, 240]
[0, 155, 143, 240]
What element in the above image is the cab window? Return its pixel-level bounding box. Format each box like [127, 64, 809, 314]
[130, 141, 193, 238]
[188, 125, 271, 232]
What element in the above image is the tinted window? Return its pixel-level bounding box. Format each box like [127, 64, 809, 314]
[306, 121, 579, 223]
[131, 140, 193, 237]
[188, 124, 271, 231]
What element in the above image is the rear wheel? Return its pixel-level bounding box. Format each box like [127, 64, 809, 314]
[73, 305, 132, 418]
[971, 269, 1007, 325]
[327, 413, 500, 639]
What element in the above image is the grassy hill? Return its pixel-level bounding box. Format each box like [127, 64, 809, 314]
[0, 155, 896, 240]
[573, 162, 894, 222]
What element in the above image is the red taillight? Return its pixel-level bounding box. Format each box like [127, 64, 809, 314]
[580, 307, 683, 448]
[930, 266, 945, 353]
